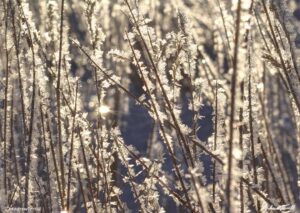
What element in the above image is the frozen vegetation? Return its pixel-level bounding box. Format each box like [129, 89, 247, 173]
[0, 0, 300, 212]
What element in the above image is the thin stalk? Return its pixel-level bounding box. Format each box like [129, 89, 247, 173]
[259, 139, 285, 204]
[77, 168, 88, 212]
[258, 93, 292, 203]
[248, 75, 260, 212]
[45, 112, 64, 207]
[3, 0, 9, 195]
[212, 81, 218, 203]
[33, 176, 48, 212]
[16, 0, 37, 207]
[114, 136, 144, 211]
[216, 0, 231, 50]
[39, 101, 53, 212]
[88, 140, 111, 213]
[78, 129, 98, 213]
[11, 0, 27, 136]
[239, 81, 244, 213]
[10, 87, 23, 206]
[56, 0, 66, 205]
[66, 81, 79, 211]
[226, 1, 242, 212]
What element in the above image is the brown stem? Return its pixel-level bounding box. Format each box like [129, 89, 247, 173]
[56, 0, 66, 206]
[226, 1, 242, 212]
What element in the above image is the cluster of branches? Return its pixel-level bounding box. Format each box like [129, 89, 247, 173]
[0, 0, 300, 212]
